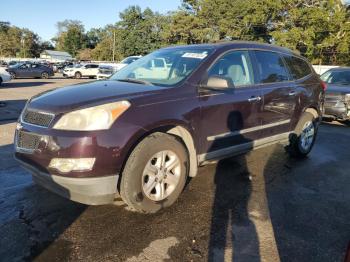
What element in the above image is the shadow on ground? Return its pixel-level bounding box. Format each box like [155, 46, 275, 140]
[1, 81, 53, 88]
[0, 124, 349, 261]
[0, 99, 27, 123]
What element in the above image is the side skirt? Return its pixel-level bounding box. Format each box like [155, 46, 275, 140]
[198, 132, 290, 165]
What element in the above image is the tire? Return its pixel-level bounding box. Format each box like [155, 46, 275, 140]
[0, 77, 2, 86]
[10, 72, 16, 79]
[120, 132, 188, 213]
[74, 72, 82, 79]
[41, 72, 49, 79]
[287, 112, 317, 158]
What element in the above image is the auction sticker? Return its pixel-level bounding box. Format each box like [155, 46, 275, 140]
[182, 52, 208, 59]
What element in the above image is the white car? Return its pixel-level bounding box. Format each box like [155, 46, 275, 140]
[0, 68, 11, 86]
[63, 63, 100, 79]
[114, 56, 142, 72]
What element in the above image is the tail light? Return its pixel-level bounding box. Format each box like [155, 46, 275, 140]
[320, 81, 327, 91]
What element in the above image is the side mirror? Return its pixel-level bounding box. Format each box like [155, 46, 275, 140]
[201, 75, 234, 91]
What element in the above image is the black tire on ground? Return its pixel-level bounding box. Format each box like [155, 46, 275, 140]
[75, 72, 82, 79]
[0, 77, 2, 86]
[120, 132, 188, 213]
[41, 72, 49, 79]
[89, 76, 95, 79]
[287, 112, 317, 158]
[10, 72, 16, 79]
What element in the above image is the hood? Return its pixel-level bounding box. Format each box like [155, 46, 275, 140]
[29, 80, 167, 112]
[325, 84, 350, 95]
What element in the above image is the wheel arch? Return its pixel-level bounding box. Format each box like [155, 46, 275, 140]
[120, 123, 198, 179]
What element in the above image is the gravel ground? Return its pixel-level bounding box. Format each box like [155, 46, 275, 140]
[0, 78, 349, 262]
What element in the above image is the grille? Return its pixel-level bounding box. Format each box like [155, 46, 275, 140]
[22, 109, 54, 127]
[17, 131, 42, 151]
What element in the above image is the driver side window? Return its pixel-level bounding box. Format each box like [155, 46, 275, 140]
[208, 51, 254, 87]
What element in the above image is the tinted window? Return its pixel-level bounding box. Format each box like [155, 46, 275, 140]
[254, 51, 289, 83]
[90, 64, 99, 68]
[208, 51, 254, 87]
[320, 70, 350, 85]
[284, 55, 312, 79]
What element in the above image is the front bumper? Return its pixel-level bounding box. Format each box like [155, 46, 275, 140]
[15, 156, 118, 205]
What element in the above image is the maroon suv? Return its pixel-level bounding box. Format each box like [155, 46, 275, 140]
[14, 42, 324, 213]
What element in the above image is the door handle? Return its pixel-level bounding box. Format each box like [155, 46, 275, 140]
[248, 96, 262, 102]
[289, 91, 296, 96]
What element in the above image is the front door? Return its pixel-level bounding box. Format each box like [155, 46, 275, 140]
[198, 50, 263, 162]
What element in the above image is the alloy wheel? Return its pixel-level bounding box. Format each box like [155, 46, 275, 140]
[300, 120, 315, 152]
[141, 150, 181, 201]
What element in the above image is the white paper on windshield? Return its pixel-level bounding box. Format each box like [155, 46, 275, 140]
[182, 52, 208, 59]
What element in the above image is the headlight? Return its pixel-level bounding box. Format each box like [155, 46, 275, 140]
[53, 101, 130, 131]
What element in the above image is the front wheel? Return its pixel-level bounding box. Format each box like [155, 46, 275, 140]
[10, 72, 16, 79]
[120, 132, 188, 213]
[287, 112, 317, 158]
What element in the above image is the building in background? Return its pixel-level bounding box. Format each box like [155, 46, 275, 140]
[40, 50, 72, 62]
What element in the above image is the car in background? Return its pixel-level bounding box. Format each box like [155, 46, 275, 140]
[321, 67, 350, 123]
[63, 63, 99, 79]
[7, 62, 54, 79]
[114, 56, 142, 72]
[14, 42, 324, 213]
[0, 67, 11, 85]
[97, 65, 115, 80]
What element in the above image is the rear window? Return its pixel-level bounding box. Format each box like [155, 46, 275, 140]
[283, 55, 312, 80]
[254, 51, 289, 83]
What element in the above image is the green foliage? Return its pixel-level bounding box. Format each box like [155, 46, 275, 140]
[1, 1, 349, 65]
[0, 22, 47, 58]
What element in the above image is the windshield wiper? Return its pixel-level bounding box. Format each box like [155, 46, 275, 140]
[116, 78, 154, 86]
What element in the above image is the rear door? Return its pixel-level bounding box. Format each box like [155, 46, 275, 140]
[282, 55, 315, 129]
[251, 50, 296, 138]
[89, 64, 99, 76]
[198, 50, 263, 161]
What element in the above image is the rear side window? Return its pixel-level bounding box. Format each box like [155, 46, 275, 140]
[283, 55, 312, 80]
[254, 51, 289, 83]
[208, 50, 254, 87]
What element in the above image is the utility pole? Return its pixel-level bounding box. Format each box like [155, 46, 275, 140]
[112, 30, 116, 62]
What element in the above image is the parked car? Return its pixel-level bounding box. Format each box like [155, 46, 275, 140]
[7, 62, 54, 79]
[97, 64, 118, 80]
[63, 63, 99, 79]
[321, 67, 350, 123]
[113, 55, 142, 72]
[14, 42, 324, 213]
[0, 67, 11, 85]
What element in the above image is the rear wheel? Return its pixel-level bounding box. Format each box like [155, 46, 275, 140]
[41, 72, 49, 79]
[120, 132, 188, 213]
[287, 112, 317, 158]
[10, 72, 16, 79]
[0, 77, 2, 86]
[75, 72, 82, 79]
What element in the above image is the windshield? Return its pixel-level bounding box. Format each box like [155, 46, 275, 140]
[321, 70, 350, 85]
[110, 48, 213, 86]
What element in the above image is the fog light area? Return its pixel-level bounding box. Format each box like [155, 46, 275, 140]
[49, 158, 96, 173]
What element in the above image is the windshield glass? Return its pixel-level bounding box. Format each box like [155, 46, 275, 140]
[110, 48, 213, 86]
[321, 70, 350, 85]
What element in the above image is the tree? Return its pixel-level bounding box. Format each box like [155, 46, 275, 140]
[53, 20, 87, 57]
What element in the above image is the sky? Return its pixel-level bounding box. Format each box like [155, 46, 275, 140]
[1, 0, 182, 42]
